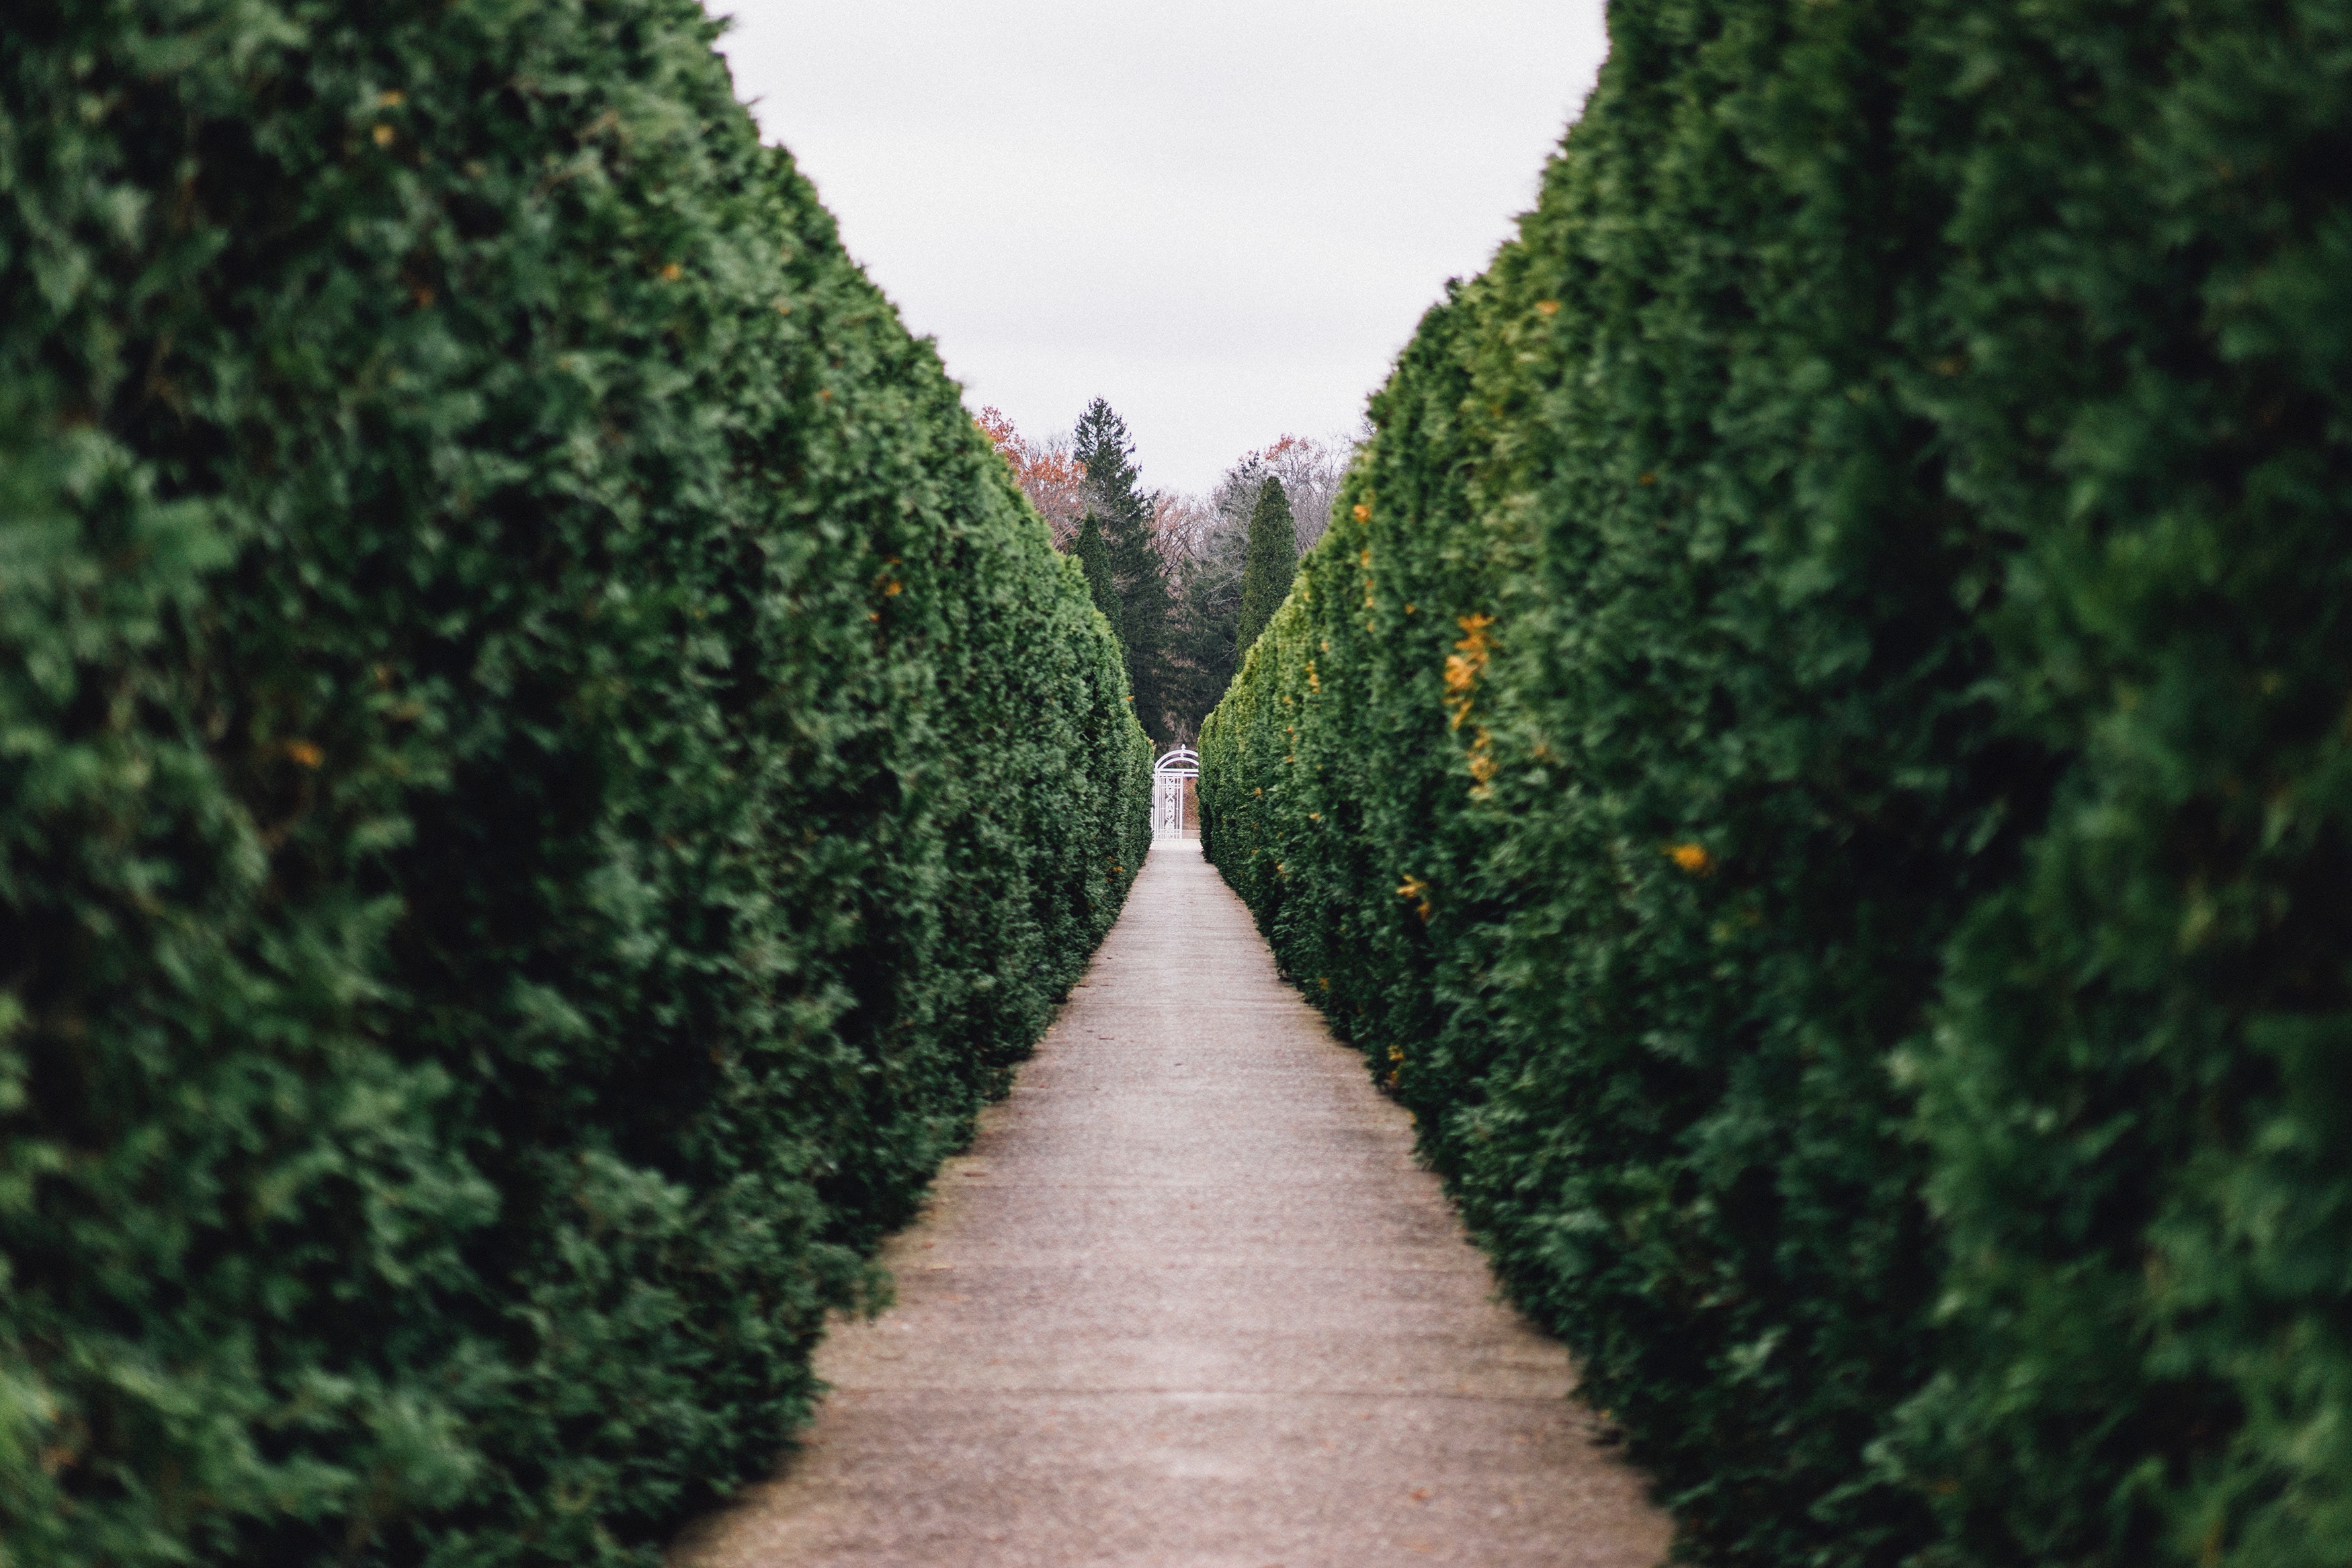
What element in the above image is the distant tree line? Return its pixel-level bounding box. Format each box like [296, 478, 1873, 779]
[983, 406, 1353, 742]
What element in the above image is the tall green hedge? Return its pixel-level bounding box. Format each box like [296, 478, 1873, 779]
[0, 2, 1150, 1564]
[1202, 3, 2352, 1566]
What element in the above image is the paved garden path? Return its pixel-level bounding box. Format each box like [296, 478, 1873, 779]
[673, 838, 1669, 1568]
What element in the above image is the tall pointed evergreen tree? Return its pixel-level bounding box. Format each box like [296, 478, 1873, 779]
[1236, 476, 1298, 652]
[1169, 560, 1241, 735]
[1073, 398, 1172, 738]
[1073, 509, 1123, 645]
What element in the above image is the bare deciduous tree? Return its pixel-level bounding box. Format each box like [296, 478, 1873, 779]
[1255, 430, 1359, 553]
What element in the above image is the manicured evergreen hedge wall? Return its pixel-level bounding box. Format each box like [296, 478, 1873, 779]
[1201, 3, 2352, 1565]
[0, 1, 1149, 1563]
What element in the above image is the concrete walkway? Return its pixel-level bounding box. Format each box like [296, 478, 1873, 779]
[673, 839, 1669, 1568]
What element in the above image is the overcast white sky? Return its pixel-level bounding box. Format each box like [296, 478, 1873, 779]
[714, 2, 1609, 496]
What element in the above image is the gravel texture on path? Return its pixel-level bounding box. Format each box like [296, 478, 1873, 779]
[672, 837, 1669, 1568]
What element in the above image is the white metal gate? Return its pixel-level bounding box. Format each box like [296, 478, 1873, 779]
[1152, 746, 1200, 837]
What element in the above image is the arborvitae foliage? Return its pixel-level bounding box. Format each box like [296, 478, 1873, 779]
[1887, 7, 2352, 1565]
[1235, 477, 1298, 654]
[0, 1, 1151, 1564]
[1073, 509, 1124, 646]
[1074, 398, 1171, 738]
[1201, 3, 2352, 1567]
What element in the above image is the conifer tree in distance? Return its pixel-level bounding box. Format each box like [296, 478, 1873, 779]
[1236, 476, 1298, 653]
[1073, 509, 1123, 646]
[1073, 398, 1171, 739]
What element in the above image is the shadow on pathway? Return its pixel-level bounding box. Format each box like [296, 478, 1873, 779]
[673, 838, 1669, 1567]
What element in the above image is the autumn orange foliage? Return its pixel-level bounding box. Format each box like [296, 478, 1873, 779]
[976, 406, 1088, 545]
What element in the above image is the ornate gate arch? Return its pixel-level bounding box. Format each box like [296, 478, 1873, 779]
[1152, 746, 1200, 838]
